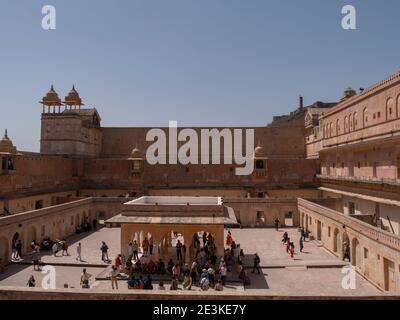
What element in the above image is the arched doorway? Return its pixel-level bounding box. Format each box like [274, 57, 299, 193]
[333, 228, 340, 253]
[351, 238, 361, 268]
[26, 226, 37, 245]
[130, 230, 155, 260]
[157, 230, 185, 262]
[317, 220, 322, 241]
[342, 232, 350, 259]
[75, 214, 81, 228]
[0, 236, 9, 263]
[305, 214, 309, 230]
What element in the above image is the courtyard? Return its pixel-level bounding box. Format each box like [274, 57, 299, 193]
[0, 226, 385, 297]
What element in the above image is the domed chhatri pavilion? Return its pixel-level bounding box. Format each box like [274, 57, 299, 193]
[63, 85, 84, 109]
[39, 85, 62, 113]
[0, 129, 17, 155]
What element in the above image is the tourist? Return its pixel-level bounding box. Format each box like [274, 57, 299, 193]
[202, 232, 207, 247]
[286, 238, 291, 253]
[251, 253, 261, 274]
[80, 268, 92, 288]
[170, 276, 179, 290]
[100, 241, 110, 262]
[172, 263, 181, 279]
[282, 231, 289, 244]
[11, 240, 18, 260]
[144, 274, 153, 290]
[136, 275, 144, 289]
[300, 227, 306, 242]
[226, 230, 233, 247]
[30, 240, 36, 251]
[62, 239, 69, 256]
[182, 243, 186, 262]
[52, 242, 59, 257]
[76, 242, 82, 261]
[114, 254, 122, 270]
[200, 275, 210, 291]
[158, 281, 166, 290]
[274, 218, 280, 231]
[176, 240, 183, 261]
[149, 237, 154, 255]
[182, 263, 190, 276]
[128, 242, 133, 257]
[190, 260, 198, 285]
[182, 273, 192, 290]
[156, 258, 166, 274]
[167, 258, 174, 274]
[198, 248, 207, 268]
[27, 275, 36, 287]
[32, 248, 41, 271]
[132, 240, 139, 261]
[92, 218, 97, 230]
[343, 242, 350, 261]
[127, 276, 136, 289]
[215, 280, 223, 291]
[289, 242, 295, 258]
[142, 237, 149, 257]
[200, 268, 209, 282]
[110, 265, 119, 290]
[16, 240, 22, 260]
[207, 266, 216, 287]
[219, 262, 227, 286]
[238, 267, 251, 286]
[299, 237, 304, 253]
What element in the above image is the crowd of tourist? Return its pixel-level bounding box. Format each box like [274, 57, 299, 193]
[281, 227, 311, 258]
[97, 230, 255, 291]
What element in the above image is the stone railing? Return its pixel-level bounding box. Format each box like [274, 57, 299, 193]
[317, 174, 400, 186]
[0, 198, 93, 227]
[0, 197, 131, 228]
[298, 198, 400, 252]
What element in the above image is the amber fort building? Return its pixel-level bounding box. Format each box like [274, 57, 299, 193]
[1, 71, 400, 293]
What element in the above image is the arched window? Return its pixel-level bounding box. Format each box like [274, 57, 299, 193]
[336, 119, 340, 135]
[386, 97, 395, 120]
[344, 116, 348, 132]
[349, 114, 353, 131]
[363, 107, 368, 127]
[353, 112, 357, 129]
[397, 95, 400, 118]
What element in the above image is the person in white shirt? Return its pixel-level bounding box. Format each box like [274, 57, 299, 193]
[80, 268, 92, 288]
[76, 243, 82, 261]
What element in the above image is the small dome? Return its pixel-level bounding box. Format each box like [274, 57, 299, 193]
[253, 144, 265, 158]
[64, 85, 84, 106]
[40, 85, 62, 106]
[128, 146, 143, 159]
[0, 129, 17, 154]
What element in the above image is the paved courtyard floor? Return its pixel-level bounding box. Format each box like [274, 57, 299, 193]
[0, 227, 385, 297]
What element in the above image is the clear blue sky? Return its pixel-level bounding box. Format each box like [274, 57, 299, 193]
[0, 0, 399, 152]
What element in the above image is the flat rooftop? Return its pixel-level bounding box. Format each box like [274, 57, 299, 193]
[124, 196, 223, 206]
[106, 196, 237, 225]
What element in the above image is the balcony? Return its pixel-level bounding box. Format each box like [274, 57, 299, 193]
[298, 198, 400, 252]
[317, 174, 400, 186]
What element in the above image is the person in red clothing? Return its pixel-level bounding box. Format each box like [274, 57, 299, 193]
[142, 237, 149, 257]
[286, 238, 291, 253]
[226, 231, 233, 247]
[114, 254, 122, 269]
